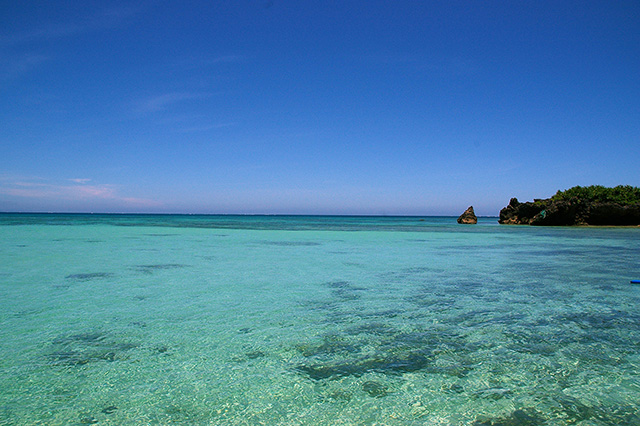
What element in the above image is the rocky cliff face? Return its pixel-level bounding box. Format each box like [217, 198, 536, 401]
[499, 197, 640, 226]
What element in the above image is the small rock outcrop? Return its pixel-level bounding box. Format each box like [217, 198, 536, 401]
[457, 206, 477, 224]
[499, 186, 640, 226]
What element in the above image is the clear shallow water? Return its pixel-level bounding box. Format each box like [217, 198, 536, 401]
[1, 214, 639, 425]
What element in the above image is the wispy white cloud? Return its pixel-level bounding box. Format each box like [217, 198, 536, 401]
[0, 5, 140, 48]
[135, 92, 211, 114]
[0, 176, 161, 208]
[178, 122, 237, 133]
[203, 55, 246, 65]
[0, 5, 141, 81]
[0, 52, 50, 81]
[174, 54, 247, 71]
[353, 53, 480, 77]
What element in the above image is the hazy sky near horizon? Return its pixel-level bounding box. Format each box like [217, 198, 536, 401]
[1, 1, 638, 215]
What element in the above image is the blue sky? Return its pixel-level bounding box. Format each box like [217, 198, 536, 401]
[1, 1, 638, 215]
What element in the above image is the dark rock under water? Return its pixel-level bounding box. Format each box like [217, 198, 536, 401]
[362, 380, 389, 398]
[65, 272, 114, 281]
[132, 264, 187, 273]
[472, 408, 542, 426]
[47, 332, 138, 367]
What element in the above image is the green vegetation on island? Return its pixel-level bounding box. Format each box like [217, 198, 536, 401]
[551, 185, 640, 205]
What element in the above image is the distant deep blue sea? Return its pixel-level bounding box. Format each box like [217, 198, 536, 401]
[1, 213, 639, 425]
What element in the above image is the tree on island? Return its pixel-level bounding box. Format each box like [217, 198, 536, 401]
[550, 185, 640, 205]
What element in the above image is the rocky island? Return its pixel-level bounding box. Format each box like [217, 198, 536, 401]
[499, 185, 640, 226]
[457, 206, 478, 224]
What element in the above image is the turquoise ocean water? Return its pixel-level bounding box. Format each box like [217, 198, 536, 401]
[1, 214, 639, 425]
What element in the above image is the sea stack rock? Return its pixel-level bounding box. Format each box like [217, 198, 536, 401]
[457, 206, 477, 224]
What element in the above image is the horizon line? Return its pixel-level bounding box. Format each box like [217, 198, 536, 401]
[0, 211, 500, 218]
